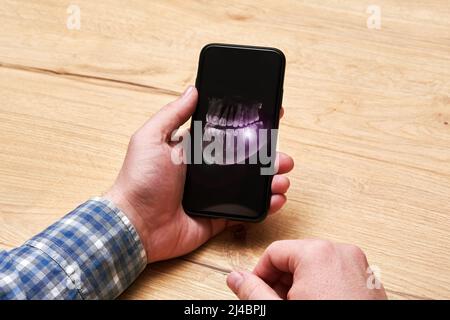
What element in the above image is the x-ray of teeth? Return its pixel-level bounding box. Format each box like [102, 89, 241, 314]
[203, 96, 265, 165]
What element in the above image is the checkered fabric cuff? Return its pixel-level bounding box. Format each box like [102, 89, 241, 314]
[15, 197, 147, 299]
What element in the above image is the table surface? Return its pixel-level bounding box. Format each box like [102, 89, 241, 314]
[0, 0, 449, 300]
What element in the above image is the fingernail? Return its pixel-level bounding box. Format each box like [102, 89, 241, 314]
[227, 271, 244, 292]
[182, 86, 194, 98]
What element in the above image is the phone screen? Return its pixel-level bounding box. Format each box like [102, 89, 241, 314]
[183, 44, 285, 220]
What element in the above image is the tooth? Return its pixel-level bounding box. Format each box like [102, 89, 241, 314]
[250, 103, 259, 123]
[238, 104, 244, 127]
[250, 104, 257, 123]
[242, 106, 247, 126]
[237, 127, 245, 137]
[234, 128, 240, 137]
[207, 99, 215, 124]
[245, 106, 251, 125]
[234, 103, 242, 128]
[256, 104, 260, 121]
[206, 98, 213, 123]
[219, 105, 228, 126]
[248, 105, 254, 124]
[216, 128, 225, 138]
[214, 100, 223, 125]
[203, 125, 212, 140]
[211, 99, 223, 125]
[207, 98, 217, 123]
[245, 105, 250, 125]
[227, 104, 235, 127]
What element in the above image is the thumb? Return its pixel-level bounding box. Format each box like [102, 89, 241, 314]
[227, 271, 281, 300]
[143, 86, 198, 139]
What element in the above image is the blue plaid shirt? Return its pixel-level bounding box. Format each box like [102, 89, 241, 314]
[0, 197, 147, 299]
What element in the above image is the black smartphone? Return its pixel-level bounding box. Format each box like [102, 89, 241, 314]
[182, 43, 285, 222]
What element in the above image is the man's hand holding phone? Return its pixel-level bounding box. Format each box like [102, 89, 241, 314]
[105, 86, 294, 263]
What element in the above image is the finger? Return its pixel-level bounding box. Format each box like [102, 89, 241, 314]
[268, 194, 287, 214]
[227, 271, 281, 300]
[271, 175, 290, 194]
[271, 273, 293, 299]
[279, 107, 284, 119]
[279, 271, 294, 286]
[253, 240, 303, 284]
[140, 86, 198, 139]
[275, 152, 294, 175]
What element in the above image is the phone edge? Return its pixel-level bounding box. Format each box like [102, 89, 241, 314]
[183, 43, 286, 223]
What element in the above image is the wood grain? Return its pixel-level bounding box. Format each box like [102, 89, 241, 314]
[119, 259, 236, 300]
[0, 0, 449, 299]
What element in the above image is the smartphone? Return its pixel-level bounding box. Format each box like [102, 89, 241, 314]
[182, 43, 285, 222]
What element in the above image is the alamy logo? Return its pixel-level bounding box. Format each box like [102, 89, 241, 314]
[366, 5, 381, 30]
[170, 121, 278, 175]
[366, 265, 383, 289]
[66, 4, 81, 30]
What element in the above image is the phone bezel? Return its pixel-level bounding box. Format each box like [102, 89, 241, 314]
[183, 43, 286, 222]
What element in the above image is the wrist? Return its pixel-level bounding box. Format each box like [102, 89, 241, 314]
[104, 188, 151, 262]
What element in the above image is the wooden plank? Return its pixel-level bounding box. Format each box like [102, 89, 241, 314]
[1, 67, 449, 299]
[0, 0, 449, 299]
[120, 259, 235, 300]
[0, 0, 448, 175]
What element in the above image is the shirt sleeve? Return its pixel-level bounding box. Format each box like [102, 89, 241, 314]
[0, 197, 147, 300]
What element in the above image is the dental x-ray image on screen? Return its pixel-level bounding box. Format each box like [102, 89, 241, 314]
[183, 44, 285, 221]
[203, 96, 264, 165]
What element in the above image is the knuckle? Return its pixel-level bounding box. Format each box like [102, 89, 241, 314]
[285, 176, 291, 188]
[129, 133, 138, 145]
[266, 240, 285, 254]
[129, 131, 146, 148]
[346, 244, 367, 262]
[310, 239, 335, 256]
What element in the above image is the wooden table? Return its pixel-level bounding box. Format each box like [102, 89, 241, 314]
[0, 0, 449, 300]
